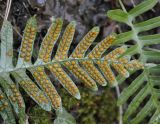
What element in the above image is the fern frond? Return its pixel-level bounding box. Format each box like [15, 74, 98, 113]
[0, 15, 143, 122]
[107, 0, 160, 123]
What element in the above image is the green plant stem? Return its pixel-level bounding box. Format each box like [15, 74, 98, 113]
[4, 0, 12, 20]
[118, 0, 127, 12]
[1, 57, 128, 74]
[127, 11, 160, 118]
[116, 86, 123, 124]
[128, 21, 144, 60]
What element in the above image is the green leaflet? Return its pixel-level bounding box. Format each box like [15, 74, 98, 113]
[149, 76, 160, 86]
[54, 107, 76, 124]
[0, 89, 16, 124]
[117, 72, 146, 105]
[134, 16, 160, 33]
[130, 99, 155, 124]
[128, 0, 158, 18]
[107, 9, 129, 24]
[140, 34, 160, 46]
[0, 21, 13, 70]
[149, 110, 160, 124]
[107, 0, 158, 23]
[0, 74, 25, 123]
[120, 44, 139, 57]
[114, 31, 133, 44]
[123, 85, 149, 121]
[143, 50, 160, 62]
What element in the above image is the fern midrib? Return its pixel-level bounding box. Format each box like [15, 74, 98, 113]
[128, 16, 160, 112]
[1, 57, 120, 74]
[128, 17, 143, 56]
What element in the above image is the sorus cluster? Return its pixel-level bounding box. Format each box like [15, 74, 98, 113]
[0, 94, 8, 111]
[117, 58, 129, 65]
[10, 84, 24, 108]
[38, 18, 63, 63]
[81, 60, 106, 86]
[0, 94, 4, 100]
[98, 62, 117, 86]
[48, 63, 80, 99]
[111, 57, 130, 77]
[112, 63, 129, 78]
[71, 27, 99, 58]
[55, 21, 76, 60]
[104, 46, 127, 61]
[64, 61, 97, 90]
[88, 35, 115, 58]
[20, 17, 37, 62]
[125, 60, 144, 70]
[103, 47, 130, 77]
[20, 80, 49, 105]
[33, 67, 61, 109]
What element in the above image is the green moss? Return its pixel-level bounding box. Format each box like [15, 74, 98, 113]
[61, 87, 118, 124]
[28, 106, 53, 124]
[28, 87, 118, 124]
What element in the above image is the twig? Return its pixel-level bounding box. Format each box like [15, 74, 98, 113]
[23, 2, 31, 16]
[115, 85, 123, 124]
[131, 0, 136, 7]
[118, 0, 127, 12]
[0, 10, 22, 38]
[25, 115, 29, 124]
[4, 0, 12, 21]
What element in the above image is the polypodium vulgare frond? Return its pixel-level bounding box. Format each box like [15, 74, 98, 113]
[107, 0, 160, 123]
[0, 16, 143, 123]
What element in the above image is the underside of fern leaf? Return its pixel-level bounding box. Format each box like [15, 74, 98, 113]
[0, 89, 16, 124]
[107, 0, 160, 123]
[0, 14, 143, 123]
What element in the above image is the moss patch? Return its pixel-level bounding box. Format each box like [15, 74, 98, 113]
[29, 87, 118, 124]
